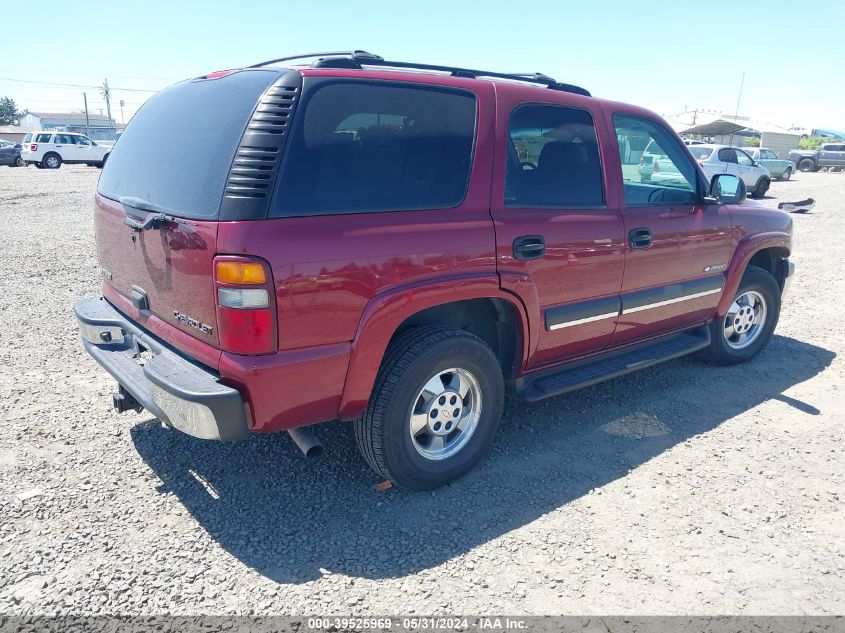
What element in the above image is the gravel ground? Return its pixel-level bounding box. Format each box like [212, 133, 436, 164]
[0, 165, 842, 616]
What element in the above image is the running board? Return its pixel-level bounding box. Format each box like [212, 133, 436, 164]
[513, 326, 711, 402]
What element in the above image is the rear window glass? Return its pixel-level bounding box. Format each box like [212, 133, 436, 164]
[271, 81, 476, 217]
[23, 133, 32, 144]
[97, 70, 279, 219]
[689, 147, 712, 159]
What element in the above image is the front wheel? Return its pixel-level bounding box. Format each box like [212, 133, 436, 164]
[798, 159, 815, 172]
[703, 266, 781, 365]
[750, 177, 770, 198]
[355, 327, 504, 490]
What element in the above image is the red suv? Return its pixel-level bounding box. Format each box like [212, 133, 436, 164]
[75, 51, 795, 490]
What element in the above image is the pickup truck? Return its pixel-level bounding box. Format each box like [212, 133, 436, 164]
[74, 51, 796, 490]
[788, 143, 845, 172]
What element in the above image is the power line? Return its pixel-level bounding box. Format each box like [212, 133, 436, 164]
[0, 76, 159, 92]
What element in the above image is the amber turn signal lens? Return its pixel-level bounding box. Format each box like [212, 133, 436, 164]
[215, 261, 267, 284]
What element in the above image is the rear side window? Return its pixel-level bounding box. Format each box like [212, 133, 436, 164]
[97, 70, 280, 219]
[271, 81, 476, 216]
[506, 105, 604, 207]
[35, 133, 52, 143]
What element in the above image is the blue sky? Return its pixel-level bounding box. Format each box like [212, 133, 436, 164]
[2, 0, 843, 128]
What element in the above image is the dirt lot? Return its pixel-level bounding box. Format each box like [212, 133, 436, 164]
[0, 166, 842, 616]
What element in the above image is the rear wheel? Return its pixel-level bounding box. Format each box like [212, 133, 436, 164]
[355, 327, 504, 490]
[798, 158, 815, 172]
[703, 266, 780, 365]
[780, 167, 791, 181]
[43, 153, 61, 169]
[13, 156, 24, 167]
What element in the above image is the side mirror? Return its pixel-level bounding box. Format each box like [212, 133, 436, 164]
[709, 174, 746, 204]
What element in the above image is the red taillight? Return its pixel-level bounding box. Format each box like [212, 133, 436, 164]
[217, 308, 274, 355]
[30, 143, 37, 151]
[214, 255, 276, 355]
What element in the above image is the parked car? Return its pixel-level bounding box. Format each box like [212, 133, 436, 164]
[74, 51, 795, 490]
[788, 143, 845, 172]
[742, 147, 796, 180]
[21, 131, 111, 169]
[0, 139, 23, 167]
[787, 127, 845, 141]
[688, 144, 772, 197]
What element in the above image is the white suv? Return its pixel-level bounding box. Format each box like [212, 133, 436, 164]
[21, 131, 111, 169]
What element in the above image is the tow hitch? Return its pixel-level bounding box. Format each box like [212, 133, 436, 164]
[113, 386, 143, 414]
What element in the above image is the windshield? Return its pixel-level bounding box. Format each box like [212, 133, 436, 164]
[689, 147, 712, 159]
[97, 69, 279, 219]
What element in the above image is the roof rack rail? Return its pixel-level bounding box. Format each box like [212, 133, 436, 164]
[247, 50, 383, 69]
[248, 51, 591, 97]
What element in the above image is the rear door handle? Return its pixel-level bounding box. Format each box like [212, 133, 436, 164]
[629, 227, 652, 249]
[513, 235, 545, 260]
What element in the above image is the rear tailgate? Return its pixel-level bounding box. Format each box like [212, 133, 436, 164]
[94, 194, 221, 348]
[94, 68, 282, 363]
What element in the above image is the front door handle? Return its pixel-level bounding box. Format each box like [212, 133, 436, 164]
[513, 235, 545, 260]
[629, 227, 653, 249]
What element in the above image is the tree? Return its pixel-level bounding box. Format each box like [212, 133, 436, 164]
[0, 97, 25, 126]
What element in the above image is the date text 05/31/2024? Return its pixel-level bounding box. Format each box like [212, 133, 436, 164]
[307, 617, 528, 630]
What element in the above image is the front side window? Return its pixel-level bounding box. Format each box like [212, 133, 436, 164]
[74, 135, 93, 146]
[736, 150, 753, 166]
[762, 149, 777, 159]
[506, 105, 604, 207]
[614, 114, 698, 205]
[271, 82, 477, 217]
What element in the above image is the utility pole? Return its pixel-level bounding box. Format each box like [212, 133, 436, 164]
[119, 99, 125, 125]
[101, 78, 114, 136]
[83, 92, 90, 136]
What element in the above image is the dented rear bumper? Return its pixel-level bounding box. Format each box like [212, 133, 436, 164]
[74, 296, 248, 441]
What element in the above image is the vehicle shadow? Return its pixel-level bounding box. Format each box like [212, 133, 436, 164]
[131, 334, 834, 584]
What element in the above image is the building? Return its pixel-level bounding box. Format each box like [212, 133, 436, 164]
[0, 125, 29, 144]
[664, 110, 801, 157]
[18, 111, 118, 141]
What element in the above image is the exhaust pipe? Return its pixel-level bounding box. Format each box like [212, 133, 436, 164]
[288, 427, 323, 458]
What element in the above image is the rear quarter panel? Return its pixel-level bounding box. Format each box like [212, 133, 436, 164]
[215, 75, 504, 429]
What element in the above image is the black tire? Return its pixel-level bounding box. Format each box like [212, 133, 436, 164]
[702, 265, 781, 366]
[42, 153, 61, 169]
[798, 158, 815, 172]
[34, 162, 44, 169]
[780, 167, 791, 181]
[13, 156, 24, 167]
[355, 327, 505, 490]
[750, 177, 770, 198]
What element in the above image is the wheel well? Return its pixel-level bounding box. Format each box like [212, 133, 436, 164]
[390, 298, 523, 378]
[748, 248, 789, 290]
